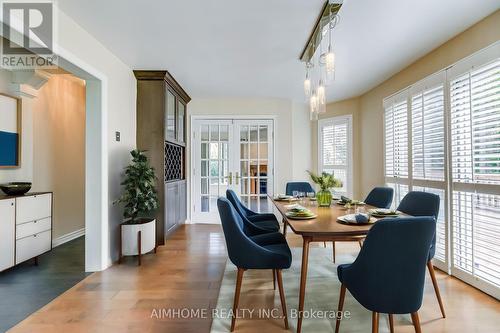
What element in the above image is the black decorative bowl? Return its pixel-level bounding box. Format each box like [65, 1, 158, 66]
[0, 182, 32, 196]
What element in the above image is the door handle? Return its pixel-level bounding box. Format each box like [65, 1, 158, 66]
[235, 172, 241, 185]
[225, 172, 233, 185]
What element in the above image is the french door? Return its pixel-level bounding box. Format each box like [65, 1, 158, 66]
[191, 119, 274, 223]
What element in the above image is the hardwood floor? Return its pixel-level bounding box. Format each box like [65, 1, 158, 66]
[9, 224, 500, 333]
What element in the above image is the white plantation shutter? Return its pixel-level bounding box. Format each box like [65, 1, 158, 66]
[385, 95, 409, 179]
[411, 85, 445, 181]
[383, 43, 500, 298]
[449, 56, 500, 296]
[451, 59, 500, 184]
[319, 116, 352, 196]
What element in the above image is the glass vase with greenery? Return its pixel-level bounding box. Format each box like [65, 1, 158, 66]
[114, 149, 159, 223]
[307, 171, 342, 207]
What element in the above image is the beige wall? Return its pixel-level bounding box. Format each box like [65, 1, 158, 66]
[320, 10, 500, 198]
[312, 97, 361, 198]
[32, 75, 86, 239]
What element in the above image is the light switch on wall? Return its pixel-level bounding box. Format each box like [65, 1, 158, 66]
[115, 131, 120, 142]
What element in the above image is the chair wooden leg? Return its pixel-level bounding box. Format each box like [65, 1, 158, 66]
[335, 284, 346, 333]
[332, 241, 336, 263]
[372, 312, 379, 333]
[231, 268, 245, 332]
[137, 230, 142, 266]
[427, 261, 446, 318]
[276, 270, 289, 329]
[388, 314, 394, 333]
[282, 219, 288, 236]
[272, 269, 276, 290]
[324, 241, 327, 247]
[297, 237, 311, 333]
[411, 312, 422, 333]
[358, 239, 363, 247]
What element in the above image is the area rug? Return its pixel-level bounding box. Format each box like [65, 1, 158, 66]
[210, 246, 405, 333]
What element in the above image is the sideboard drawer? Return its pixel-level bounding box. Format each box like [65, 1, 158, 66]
[16, 230, 51, 264]
[16, 217, 52, 240]
[16, 194, 52, 224]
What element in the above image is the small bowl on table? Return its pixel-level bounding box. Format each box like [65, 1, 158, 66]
[0, 182, 32, 196]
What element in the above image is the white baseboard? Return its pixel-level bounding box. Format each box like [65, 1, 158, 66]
[52, 227, 85, 248]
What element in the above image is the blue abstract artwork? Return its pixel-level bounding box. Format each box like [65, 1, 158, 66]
[0, 94, 20, 167]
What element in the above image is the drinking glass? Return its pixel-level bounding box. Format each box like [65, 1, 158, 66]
[292, 190, 299, 200]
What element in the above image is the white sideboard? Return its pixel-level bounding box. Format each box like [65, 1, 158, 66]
[0, 192, 53, 271]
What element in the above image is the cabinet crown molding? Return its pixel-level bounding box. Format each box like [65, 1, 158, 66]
[133, 70, 191, 103]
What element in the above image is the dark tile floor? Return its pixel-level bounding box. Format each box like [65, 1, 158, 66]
[0, 236, 88, 332]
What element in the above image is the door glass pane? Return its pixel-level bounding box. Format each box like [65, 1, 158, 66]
[201, 178, 208, 194]
[220, 125, 229, 141]
[209, 143, 219, 159]
[209, 161, 219, 177]
[240, 126, 248, 142]
[201, 125, 209, 141]
[201, 143, 208, 159]
[210, 125, 219, 141]
[240, 144, 248, 159]
[240, 161, 248, 177]
[250, 126, 258, 141]
[166, 91, 176, 140]
[201, 160, 208, 177]
[178, 102, 185, 143]
[259, 126, 268, 142]
[259, 162, 268, 176]
[259, 143, 268, 159]
[260, 179, 268, 195]
[250, 160, 258, 177]
[241, 179, 249, 194]
[221, 160, 228, 178]
[249, 178, 258, 195]
[250, 143, 258, 159]
[201, 196, 209, 212]
[220, 143, 228, 159]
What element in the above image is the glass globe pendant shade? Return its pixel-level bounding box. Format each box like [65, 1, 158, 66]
[304, 76, 311, 97]
[317, 81, 326, 114]
[310, 90, 318, 114]
[325, 47, 335, 74]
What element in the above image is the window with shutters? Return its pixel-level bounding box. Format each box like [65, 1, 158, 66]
[385, 98, 409, 179]
[411, 85, 445, 181]
[318, 115, 352, 197]
[383, 43, 500, 298]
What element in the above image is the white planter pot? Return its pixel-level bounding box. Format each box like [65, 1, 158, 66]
[120, 219, 156, 256]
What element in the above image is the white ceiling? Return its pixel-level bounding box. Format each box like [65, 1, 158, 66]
[58, 0, 499, 102]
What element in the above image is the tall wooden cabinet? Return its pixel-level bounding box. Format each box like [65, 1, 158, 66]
[134, 70, 190, 246]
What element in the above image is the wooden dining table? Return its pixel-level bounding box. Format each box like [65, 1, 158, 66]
[270, 197, 386, 333]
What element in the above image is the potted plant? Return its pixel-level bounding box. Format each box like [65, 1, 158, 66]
[115, 149, 159, 265]
[307, 171, 342, 207]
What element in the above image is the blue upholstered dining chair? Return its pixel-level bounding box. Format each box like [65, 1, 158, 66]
[330, 187, 395, 263]
[397, 191, 445, 318]
[217, 198, 291, 331]
[364, 187, 394, 209]
[335, 217, 436, 333]
[285, 182, 315, 196]
[226, 190, 280, 234]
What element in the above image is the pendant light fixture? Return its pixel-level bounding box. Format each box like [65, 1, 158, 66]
[304, 62, 312, 97]
[299, 1, 342, 120]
